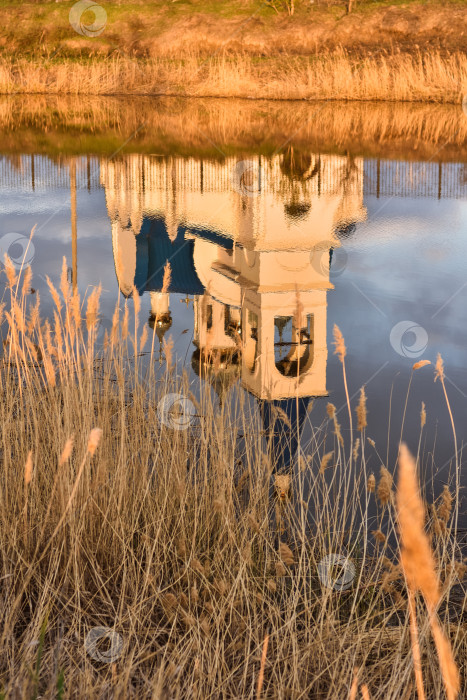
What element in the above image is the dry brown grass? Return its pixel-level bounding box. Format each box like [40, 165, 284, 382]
[0, 253, 466, 697]
[4, 1, 467, 61]
[1, 50, 467, 103]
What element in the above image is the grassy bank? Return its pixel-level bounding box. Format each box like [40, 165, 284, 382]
[2, 51, 467, 102]
[3, 0, 467, 59]
[3, 0, 467, 101]
[0, 257, 465, 697]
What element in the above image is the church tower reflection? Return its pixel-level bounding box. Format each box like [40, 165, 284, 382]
[102, 152, 366, 470]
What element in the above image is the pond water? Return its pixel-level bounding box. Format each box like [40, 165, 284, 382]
[0, 98, 466, 522]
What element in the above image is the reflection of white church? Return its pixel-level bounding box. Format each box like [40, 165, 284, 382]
[100, 154, 366, 402]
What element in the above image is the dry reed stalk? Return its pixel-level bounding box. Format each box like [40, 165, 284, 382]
[434, 354, 459, 529]
[397, 445, 460, 700]
[31, 435, 76, 553]
[45, 276, 62, 316]
[70, 289, 81, 346]
[27, 294, 40, 335]
[432, 351, 462, 574]
[407, 589, 426, 700]
[327, 402, 344, 447]
[42, 351, 56, 388]
[429, 619, 460, 700]
[47, 428, 103, 545]
[24, 452, 33, 486]
[360, 685, 371, 700]
[132, 287, 141, 360]
[122, 304, 129, 340]
[139, 324, 148, 352]
[110, 304, 120, 348]
[333, 325, 352, 462]
[349, 669, 358, 700]
[23, 451, 33, 538]
[256, 634, 269, 700]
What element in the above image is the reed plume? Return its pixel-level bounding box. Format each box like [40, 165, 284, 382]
[279, 543, 294, 566]
[274, 473, 291, 500]
[162, 261, 172, 295]
[333, 324, 346, 363]
[377, 467, 393, 507]
[24, 452, 33, 485]
[21, 266, 32, 298]
[4, 255, 17, 288]
[413, 360, 431, 371]
[420, 402, 426, 430]
[333, 324, 352, 463]
[434, 354, 445, 383]
[85, 285, 101, 331]
[356, 386, 367, 431]
[319, 451, 334, 474]
[327, 402, 344, 447]
[87, 428, 102, 456]
[397, 444, 460, 700]
[437, 485, 453, 526]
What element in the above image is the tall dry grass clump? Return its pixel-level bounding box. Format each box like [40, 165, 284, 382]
[0, 257, 465, 698]
[1, 51, 467, 102]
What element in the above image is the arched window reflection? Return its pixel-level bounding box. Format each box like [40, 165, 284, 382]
[274, 313, 314, 377]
